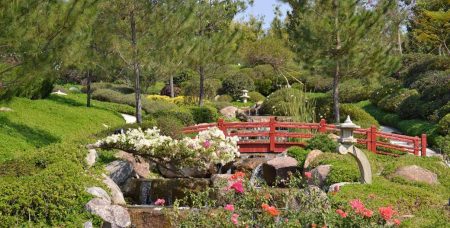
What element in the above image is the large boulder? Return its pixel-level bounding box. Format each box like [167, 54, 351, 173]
[262, 156, 299, 186]
[303, 150, 323, 171]
[220, 106, 238, 119]
[86, 149, 98, 168]
[158, 165, 210, 178]
[105, 160, 134, 186]
[392, 165, 439, 185]
[308, 165, 331, 188]
[115, 151, 151, 179]
[85, 198, 131, 228]
[86, 187, 111, 203]
[234, 157, 269, 173]
[103, 175, 127, 205]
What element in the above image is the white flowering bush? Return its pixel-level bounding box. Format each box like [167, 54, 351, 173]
[97, 127, 239, 172]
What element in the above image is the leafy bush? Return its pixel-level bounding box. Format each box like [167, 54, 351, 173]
[310, 153, 360, 185]
[314, 94, 333, 121]
[301, 74, 333, 92]
[340, 104, 379, 128]
[248, 91, 265, 102]
[153, 107, 195, 126]
[287, 146, 309, 168]
[435, 135, 450, 156]
[217, 95, 233, 102]
[147, 94, 185, 105]
[397, 94, 422, 119]
[338, 79, 380, 103]
[438, 114, 450, 135]
[398, 54, 449, 86]
[190, 105, 219, 124]
[221, 74, 255, 100]
[83, 82, 134, 94]
[142, 100, 178, 115]
[305, 134, 338, 152]
[255, 78, 276, 96]
[377, 89, 419, 113]
[212, 101, 233, 111]
[369, 79, 402, 106]
[155, 116, 185, 139]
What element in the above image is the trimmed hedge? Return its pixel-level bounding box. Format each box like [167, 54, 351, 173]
[338, 79, 380, 103]
[438, 114, 450, 135]
[340, 104, 379, 128]
[286, 146, 310, 169]
[221, 74, 255, 100]
[155, 116, 185, 139]
[190, 105, 219, 124]
[377, 88, 419, 113]
[305, 134, 338, 152]
[260, 88, 304, 115]
[217, 95, 233, 102]
[153, 107, 195, 126]
[248, 91, 265, 102]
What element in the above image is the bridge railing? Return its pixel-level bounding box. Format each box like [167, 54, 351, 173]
[182, 117, 427, 156]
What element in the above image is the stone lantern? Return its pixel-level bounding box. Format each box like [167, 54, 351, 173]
[339, 115, 360, 144]
[241, 90, 250, 103]
[336, 115, 372, 184]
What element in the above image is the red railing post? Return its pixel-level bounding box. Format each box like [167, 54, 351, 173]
[413, 137, 419, 156]
[319, 119, 327, 133]
[421, 134, 427, 157]
[366, 129, 372, 151]
[269, 116, 276, 152]
[370, 126, 377, 153]
[217, 118, 228, 136]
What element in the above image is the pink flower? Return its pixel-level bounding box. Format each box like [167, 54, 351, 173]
[393, 219, 401, 226]
[304, 172, 312, 179]
[349, 199, 365, 214]
[224, 204, 235, 212]
[336, 209, 347, 218]
[231, 213, 239, 225]
[229, 181, 244, 193]
[362, 208, 373, 218]
[203, 140, 211, 149]
[154, 198, 165, 206]
[334, 185, 340, 192]
[379, 206, 395, 221]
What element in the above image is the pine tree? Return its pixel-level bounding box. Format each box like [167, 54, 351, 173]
[284, 0, 400, 122]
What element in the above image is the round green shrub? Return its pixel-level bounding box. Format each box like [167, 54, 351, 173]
[377, 88, 419, 113]
[340, 104, 379, 128]
[287, 146, 309, 169]
[338, 79, 380, 103]
[221, 74, 255, 100]
[142, 100, 178, 115]
[435, 135, 450, 156]
[397, 94, 422, 119]
[438, 114, 450, 135]
[217, 95, 233, 102]
[155, 115, 184, 139]
[260, 88, 304, 115]
[255, 78, 276, 96]
[91, 89, 123, 102]
[153, 107, 195, 126]
[369, 79, 401, 106]
[310, 153, 360, 186]
[190, 105, 219, 124]
[305, 134, 338, 152]
[212, 101, 233, 111]
[248, 91, 265, 102]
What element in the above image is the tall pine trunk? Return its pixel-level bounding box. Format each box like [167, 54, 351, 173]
[198, 66, 205, 107]
[333, 0, 341, 123]
[169, 75, 174, 98]
[131, 6, 142, 124]
[86, 70, 91, 107]
[397, 27, 403, 55]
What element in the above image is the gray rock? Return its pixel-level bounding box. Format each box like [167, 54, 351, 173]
[220, 106, 238, 119]
[328, 182, 353, 193]
[234, 157, 269, 173]
[309, 165, 331, 188]
[115, 151, 150, 179]
[86, 149, 98, 168]
[262, 156, 299, 186]
[0, 107, 12, 112]
[85, 198, 131, 228]
[393, 165, 439, 185]
[102, 175, 126, 205]
[84, 221, 93, 228]
[105, 160, 134, 185]
[303, 149, 323, 170]
[86, 187, 111, 203]
[158, 165, 209, 178]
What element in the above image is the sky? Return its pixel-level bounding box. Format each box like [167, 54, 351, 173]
[238, 0, 291, 30]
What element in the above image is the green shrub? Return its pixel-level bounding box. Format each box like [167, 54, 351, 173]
[217, 95, 233, 102]
[310, 153, 360, 186]
[153, 107, 195, 126]
[397, 94, 422, 119]
[248, 91, 265, 102]
[83, 82, 134, 94]
[221, 74, 255, 100]
[369, 79, 402, 106]
[155, 116, 184, 139]
[377, 88, 419, 112]
[255, 78, 276, 96]
[435, 135, 450, 155]
[438, 114, 450, 135]
[436, 101, 450, 120]
[287, 146, 309, 168]
[305, 134, 338, 152]
[142, 100, 178, 115]
[338, 79, 380, 103]
[314, 94, 333, 121]
[301, 74, 333, 92]
[398, 54, 449, 86]
[260, 88, 303, 115]
[182, 79, 221, 100]
[212, 101, 233, 111]
[340, 104, 379, 128]
[190, 105, 219, 123]
[91, 88, 123, 102]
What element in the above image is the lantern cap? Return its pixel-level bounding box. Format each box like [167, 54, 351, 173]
[339, 115, 360, 129]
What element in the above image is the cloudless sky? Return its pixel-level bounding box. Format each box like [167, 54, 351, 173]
[237, 0, 291, 30]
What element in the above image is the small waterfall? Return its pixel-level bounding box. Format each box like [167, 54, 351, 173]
[249, 164, 263, 187]
[139, 181, 151, 205]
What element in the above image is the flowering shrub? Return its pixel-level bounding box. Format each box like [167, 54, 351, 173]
[146, 95, 185, 105]
[97, 127, 239, 172]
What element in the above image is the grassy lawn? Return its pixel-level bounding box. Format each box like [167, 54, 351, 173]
[0, 94, 125, 163]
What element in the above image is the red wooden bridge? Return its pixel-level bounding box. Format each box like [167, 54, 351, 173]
[183, 117, 427, 157]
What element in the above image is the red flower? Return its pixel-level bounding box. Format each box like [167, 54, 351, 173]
[154, 198, 165, 206]
[224, 204, 234, 212]
[304, 172, 312, 179]
[393, 219, 401, 226]
[231, 213, 239, 225]
[334, 185, 340, 192]
[230, 171, 245, 180]
[349, 199, 365, 214]
[229, 181, 244, 193]
[378, 206, 395, 221]
[336, 209, 347, 218]
[261, 203, 280, 217]
[203, 140, 211, 149]
[362, 208, 373, 218]
[261, 203, 269, 210]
